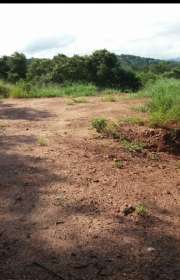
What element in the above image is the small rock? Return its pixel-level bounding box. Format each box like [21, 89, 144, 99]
[71, 252, 77, 257]
[147, 247, 156, 252]
[123, 206, 135, 216]
[26, 233, 31, 239]
[55, 221, 64, 225]
[93, 179, 99, 183]
[15, 196, 22, 203]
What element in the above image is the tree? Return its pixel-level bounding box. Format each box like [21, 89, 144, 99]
[7, 52, 27, 82]
[87, 49, 118, 86]
[0, 56, 10, 80]
[27, 58, 53, 84]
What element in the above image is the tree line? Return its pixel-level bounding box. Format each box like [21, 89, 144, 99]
[1, 49, 180, 91]
[0, 50, 142, 91]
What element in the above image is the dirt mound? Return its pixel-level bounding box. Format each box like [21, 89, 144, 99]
[118, 124, 180, 154]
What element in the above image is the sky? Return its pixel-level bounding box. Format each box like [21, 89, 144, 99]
[1, 4, 180, 60]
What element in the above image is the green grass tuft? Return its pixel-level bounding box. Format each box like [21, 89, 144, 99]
[101, 94, 118, 102]
[91, 118, 108, 133]
[37, 136, 48, 146]
[0, 80, 11, 98]
[114, 159, 124, 169]
[119, 116, 144, 126]
[121, 139, 145, 153]
[135, 203, 148, 216]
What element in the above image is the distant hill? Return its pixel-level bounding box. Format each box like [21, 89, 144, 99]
[168, 57, 180, 62]
[117, 54, 163, 70]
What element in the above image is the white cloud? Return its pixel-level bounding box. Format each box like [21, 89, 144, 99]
[0, 4, 180, 59]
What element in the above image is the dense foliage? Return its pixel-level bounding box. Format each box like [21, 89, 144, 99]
[0, 50, 142, 91]
[1, 50, 180, 91]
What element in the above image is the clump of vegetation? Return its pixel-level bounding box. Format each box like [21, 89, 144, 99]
[135, 203, 148, 216]
[66, 99, 75, 105]
[102, 94, 118, 102]
[0, 81, 11, 98]
[72, 97, 88, 103]
[9, 82, 97, 98]
[104, 121, 120, 139]
[114, 159, 124, 169]
[92, 118, 120, 139]
[37, 136, 48, 146]
[132, 104, 149, 113]
[66, 96, 89, 105]
[10, 81, 32, 98]
[100, 88, 123, 95]
[148, 152, 160, 161]
[121, 139, 145, 153]
[91, 117, 108, 133]
[119, 116, 144, 126]
[139, 79, 180, 127]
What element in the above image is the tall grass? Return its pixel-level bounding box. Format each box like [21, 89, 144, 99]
[139, 79, 180, 127]
[0, 80, 12, 98]
[10, 82, 97, 98]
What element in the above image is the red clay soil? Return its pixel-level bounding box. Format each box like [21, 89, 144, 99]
[0, 97, 180, 280]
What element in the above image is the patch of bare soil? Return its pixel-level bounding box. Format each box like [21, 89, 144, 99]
[0, 97, 180, 280]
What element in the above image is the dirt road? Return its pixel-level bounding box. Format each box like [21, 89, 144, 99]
[0, 97, 179, 280]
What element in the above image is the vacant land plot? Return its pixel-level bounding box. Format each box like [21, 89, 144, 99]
[0, 96, 179, 280]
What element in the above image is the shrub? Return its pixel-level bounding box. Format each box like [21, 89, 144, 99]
[91, 117, 108, 133]
[104, 121, 120, 139]
[0, 81, 10, 98]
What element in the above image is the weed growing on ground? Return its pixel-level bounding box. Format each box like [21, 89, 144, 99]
[114, 159, 124, 169]
[66, 97, 88, 105]
[148, 152, 160, 161]
[121, 139, 145, 153]
[119, 116, 144, 126]
[104, 121, 120, 139]
[135, 203, 148, 216]
[102, 94, 118, 102]
[91, 118, 108, 133]
[132, 104, 149, 113]
[37, 136, 48, 146]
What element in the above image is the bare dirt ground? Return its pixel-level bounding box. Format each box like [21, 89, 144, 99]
[0, 97, 180, 280]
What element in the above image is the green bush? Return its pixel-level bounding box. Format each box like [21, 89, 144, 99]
[91, 117, 108, 133]
[0, 81, 10, 98]
[139, 79, 180, 126]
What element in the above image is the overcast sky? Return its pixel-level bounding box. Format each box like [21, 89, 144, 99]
[1, 4, 180, 59]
